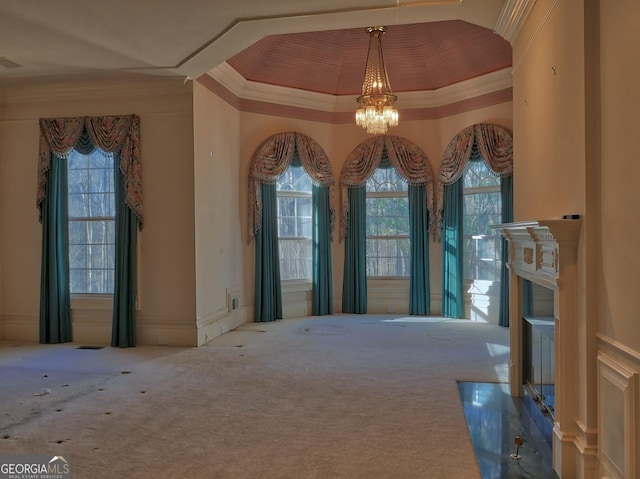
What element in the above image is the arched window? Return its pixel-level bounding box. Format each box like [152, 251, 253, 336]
[439, 123, 513, 322]
[68, 147, 116, 294]
[365, 166, 409, 277]
[462, 160, 502, 281]
[276, 164, 313, 280]
[249, 131, 335, 321]
[340, 136, 435, 315]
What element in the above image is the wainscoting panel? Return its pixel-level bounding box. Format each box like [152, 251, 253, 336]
[597, 350, 638, 479]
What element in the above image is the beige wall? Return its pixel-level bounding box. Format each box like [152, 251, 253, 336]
[514, 0, 640, 476]
[599, 0, 640, 350]
[0, 77, 198, 346]
[597, 0, 640, 471]
[193, 82, 245, 344]
[513, 0, 587, 221]
[597, 3, 640, 473]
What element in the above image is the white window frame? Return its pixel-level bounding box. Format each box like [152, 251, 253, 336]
[365, 170, 410, 279]
[67, 148, 116, 296]
[276, 167, 313, 282]
[462, 165, 502, 282]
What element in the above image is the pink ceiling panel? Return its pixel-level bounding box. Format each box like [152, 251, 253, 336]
[226, 20, 512, 95]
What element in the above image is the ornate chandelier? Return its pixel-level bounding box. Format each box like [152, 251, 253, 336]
[355, 26, 398, 135]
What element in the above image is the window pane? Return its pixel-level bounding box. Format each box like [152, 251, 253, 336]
[68, 148, 115, 294]
[90, 151, 112, 169]
[366, 167, 408, 192]
[278, 217, 296, 237]
[278, 238, 312, 280]
[68, 169, 89, 193]
[366, 238, 410, 277]
[69, 221, 87, 245]
[464, 161, 500, 188]
[278, 197, 295, 217]
[463, 161, 502, 281]
[298, 217, 312, 238]
[88, 220, 108, 244]
[87, 270, 107, 294]
[298, 197, 311, 217]
[88, 245, 109, 268]
[69, 245, 87, 268]
[365, 167, 410, 278]
[276, 165, 313, 280]
[89, 168, 111, 193]
[68, 151, 88, 169]
[107, 243, 116, 268]
[69, 194, 88, 218]
[70, 269, 87, 293]
[277, 165, 312, 192]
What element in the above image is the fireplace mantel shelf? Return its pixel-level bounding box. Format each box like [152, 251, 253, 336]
[493, 219, 582, 290]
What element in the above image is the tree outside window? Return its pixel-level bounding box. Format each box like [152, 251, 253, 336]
[276, 165, 312, 280]
[463, 161, 502, 281]
[68, 148, 115, 294]
[366, 167, 410, 277]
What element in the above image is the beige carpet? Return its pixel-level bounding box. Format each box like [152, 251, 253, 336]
[0, 314, 510, 478]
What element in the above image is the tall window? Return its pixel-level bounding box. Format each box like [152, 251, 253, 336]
[67, 148, 116, 294]
[366, 167, 409, 277]
[276, 165, 312, 280]
[463, 161, 502, 281]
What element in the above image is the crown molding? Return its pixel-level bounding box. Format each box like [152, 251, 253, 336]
[0, 75, 190, 105]
[207, 62, 512, 113]
[495, 0, 537, 44]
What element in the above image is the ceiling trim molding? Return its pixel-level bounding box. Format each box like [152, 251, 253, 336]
[0, 76, 190, 105]
[495, 0, 537, 44]
[197, 73, 512, 123]
[207, 63, 512, 113]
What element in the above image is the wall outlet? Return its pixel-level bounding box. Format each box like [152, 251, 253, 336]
[158, 337, 168, 345]
[227, 291, 239, 312]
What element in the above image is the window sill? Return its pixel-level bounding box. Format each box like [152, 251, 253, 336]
[367, 277, 410, 281]
[281, 280, 312, 294]
[71, 294, 113, 310]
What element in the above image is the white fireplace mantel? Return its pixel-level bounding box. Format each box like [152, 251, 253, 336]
[495, 218, 584, 479]
[496, 219, 582, 290]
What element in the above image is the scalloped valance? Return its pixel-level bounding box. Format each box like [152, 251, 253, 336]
[37, 115, 143, 229]
[248, 131, 335, 241]
[436, 123, 513, 238]
[340, 135, 436, 240]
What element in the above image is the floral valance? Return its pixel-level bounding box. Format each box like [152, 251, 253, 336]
[436, 123, 513, 239]
[37, 115, 143, 229]
[248, 131, 335, 241]
[340, 135, 436, 240]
